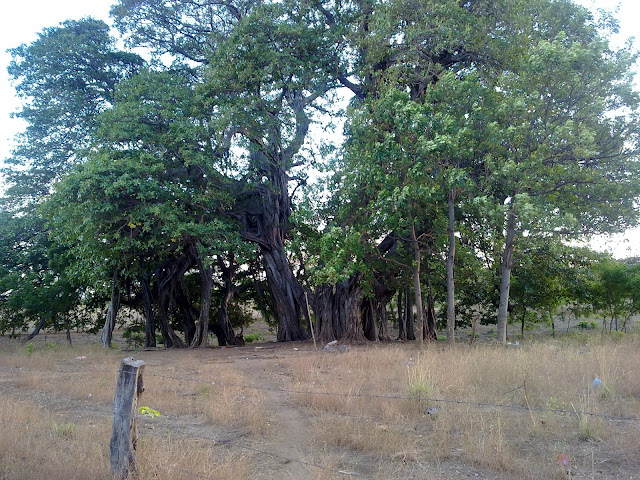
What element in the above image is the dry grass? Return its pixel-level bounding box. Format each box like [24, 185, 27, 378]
[0, 397, 111, 479]
[1, 332, 640, 479]
[284, 335, 640, 478]
[0, 341, 264, 480]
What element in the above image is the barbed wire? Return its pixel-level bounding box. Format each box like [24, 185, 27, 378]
[2, 363, 640, 423]
[0, 400, 371, 479]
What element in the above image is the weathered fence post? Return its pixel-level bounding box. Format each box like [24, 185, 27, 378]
[110, 357, 145, 479]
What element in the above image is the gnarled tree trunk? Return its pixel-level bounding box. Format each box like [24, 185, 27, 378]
[210, 255, 239, 346]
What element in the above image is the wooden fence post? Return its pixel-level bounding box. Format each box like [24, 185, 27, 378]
[110, 357, 145, 479]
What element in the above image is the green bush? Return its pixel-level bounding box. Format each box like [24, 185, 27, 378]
[244, 332, 264, 344]
[577, 320, 598, 330]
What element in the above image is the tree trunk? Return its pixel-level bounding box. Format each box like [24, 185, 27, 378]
[314, 283, 337, 343]
[211, 255, 239, 346]
[262, 245, 309, 341]
[141, 277, 156, 348]
[397, 289, 406, 340]
[26, 315, 47, 341]
[101, 271, 121, 348]
[313, 274, 366, 343]
[191, 264, 213, 347]
[362, 298, 379, 341]
[65, 318, 72, 345]
[424, 281, 438, 341]
[405, 286, 415, 340]
[176, 289, 197, 346]
[156, 289, 186, 348]
[379, 303, 391, 341]
[410, 223, 425, 346]
[497, 204, 517, 344]
[446, 187, 456, 345]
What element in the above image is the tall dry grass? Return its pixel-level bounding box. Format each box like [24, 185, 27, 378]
[0, 342, 263, 480]
[284, 335, 640, 479]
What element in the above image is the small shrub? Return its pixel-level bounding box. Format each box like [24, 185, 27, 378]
[244, 333, 264, 344]
[577, 320, 598, 330]
[123, 323, 145, 348]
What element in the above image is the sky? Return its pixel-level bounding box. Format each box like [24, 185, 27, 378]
[0, 0, 639, 258]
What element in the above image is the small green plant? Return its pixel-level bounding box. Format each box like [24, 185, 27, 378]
[244, 333, 264, 344]
[123, 323, 145, 348]
[138, 406, 162, 418]
[25, 343, 34, 355]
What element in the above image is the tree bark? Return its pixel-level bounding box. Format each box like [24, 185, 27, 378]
[26, 315, 47, 341]
[262, 244, 309, 341]
[397, 289, 406, 340]
[405, 286, 415, 340]
[379, 303, 391, 341]
[446, 187, 456, 345]
[191, 263, 213, 347]
[424, 283, 438, 341]
[141, 277, 156, 348]
[101, 271, 121, 348]
[313, 274, 366, 343]
[156, 289, 186, 348]
[410, 223, 425, 346]
[210, 255, 239, 346]
[362, 298, 379, 341]
[497, 204, 517, 344]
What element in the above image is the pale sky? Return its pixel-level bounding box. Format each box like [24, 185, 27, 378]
[0, 0, 639, 258]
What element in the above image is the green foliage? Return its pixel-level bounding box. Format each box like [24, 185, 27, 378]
[243, 333, 264, 344]
[577, 321, 598, 330]
[2, 0, 639, 344]
[138, 406, 161, 418]
[122, 323, 145, 349]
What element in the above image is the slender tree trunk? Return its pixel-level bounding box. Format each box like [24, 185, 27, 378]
[497, 204, 517, 344]
[410, 223, 424, 346]
[405, 286, 415, 340]
[65, 318, 72, 345]
[424, 280, 438, 341]
[26, 315, 47, 341]
[446, 187, 456, 345]
[397, 289, 406, 340]
[191, 264, 213, 347]
[141, 277, 156, 348]
[101, 271, 121, 348]
[521, 306, 527, 336]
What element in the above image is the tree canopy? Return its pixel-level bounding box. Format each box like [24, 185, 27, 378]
[1, 0, 639, 346]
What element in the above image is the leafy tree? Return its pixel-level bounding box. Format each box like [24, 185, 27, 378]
[590, 259, 640, 332]
[482, 7, 640, 343]
[4, 17, 143, 205]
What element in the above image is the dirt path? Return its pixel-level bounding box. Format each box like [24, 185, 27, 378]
[230, 347, 316, 479]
